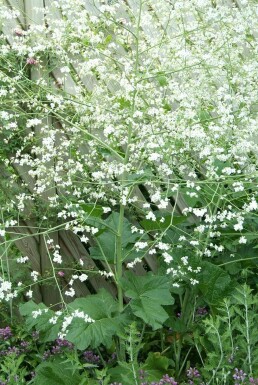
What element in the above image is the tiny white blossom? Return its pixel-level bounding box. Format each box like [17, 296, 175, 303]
[17, 256, 29, 263]
[239, 236, 247, 244]
[79, 274, 88, 282]
[26, 290, 33, 298]
[65, 288, 75, 297]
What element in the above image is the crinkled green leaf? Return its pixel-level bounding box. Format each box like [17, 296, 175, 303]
[198, 261, 233, 305]
[143, 352, 174, 382]
[122, 273, 174, 329]
[34, 360, 82, 385]
[140, 214, 185, 231]
[89, 212, 140, 262]
[66, 289, 125, 349]
[19, 301, 59, 341]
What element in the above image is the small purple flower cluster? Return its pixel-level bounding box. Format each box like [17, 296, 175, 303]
[107, 352, 117, 364]
[187, 367, 201, 384]
[141, 375, 177, 385]
[0, 326, 12, 340]
[158, 374, 178, 385]
[0, 343, 29, 357]
[233, 368, 247, 383]
[233, 368, 258, 385]
[83, 350, 100, 364]
[196, 307, 208, 317]
[110, 372, 177, 385]
[43, 338, 74, 360]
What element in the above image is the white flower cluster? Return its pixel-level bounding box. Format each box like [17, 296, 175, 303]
[0, 278, 17, 302]
[1, 0, 258, 304]
[58, 309, 95, 339]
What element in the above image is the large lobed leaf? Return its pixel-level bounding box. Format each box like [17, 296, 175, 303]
[122, 272, 174, 329]
[89, 212, 142, 263]
[66, 289, 126, 349]
[19, 301, 59, 341]
[33, 360, 82, 385]
[198, 261, 233, 305]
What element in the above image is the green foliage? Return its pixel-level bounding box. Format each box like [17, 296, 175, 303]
[66, 289, 126, 349]
[110, 322, 143, 385]
[198, 262, 233, 305]
[122, 272, 174, 329]
[33, 360, 83, 385]
[89, 212, 141, 262]
[143, 353, 172, 382]
[195, 284, 258, 383]
[19, 301, 60, 342]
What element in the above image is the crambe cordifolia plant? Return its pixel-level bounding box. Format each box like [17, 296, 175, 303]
[1, 0, 258, 383]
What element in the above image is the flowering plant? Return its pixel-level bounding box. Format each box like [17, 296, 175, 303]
[1, 0, 258, 383]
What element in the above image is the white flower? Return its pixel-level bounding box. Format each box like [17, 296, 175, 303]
[53, 250, 63, 264]
[163, 252, 173, 264]
[157, 242, 170, 251]
[26, 290, 33, 298]
[181, 256, 189, 266]
[135, 241, 148, 251]
[149, 153, 161, 161]
[17, 256, 29, 263]
[239, 236, 247, 244]
[65, 288, 75, 297]
[0, 229, 6, 237]
[98, 270, 114, 278]
[31, 271, 39, 282]
[32, 310, 43, 318]
[79, 258, 84, 266]
[103, 207, 111, 213]
[234, 222, 243, 231]
[80, 235, 89, 243]
[127, 258, 141, 268]
[146, 211, 156, 221]
[79, 274, 88, 282]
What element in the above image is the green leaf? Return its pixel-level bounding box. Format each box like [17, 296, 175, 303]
[143, 352, 173, 382]
[80, 203, 103, 218]
[198, 262, 233, 305]
[109, 364, 135, 385]
[140, 214, 185, 231]
[122, 273, 174, 329]
[89, 212, 140, 262]
[19, 301, 59, 341]
[66, 289, 125, 349]
[34, 360, 82, 385]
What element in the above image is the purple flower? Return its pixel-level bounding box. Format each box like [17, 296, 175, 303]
[139, 369, 147, 380]
[32, 331, 39, 340]
[55, 338, 73, 349]
[233, 368, 247, 382]
[83, 350, 100, 364]
[159, 374, 178, 385]
[0, 326, 12, 340]
[187, 367, 201, 379]
[0, 346, 21, 356]
[196, 307, 208, 316]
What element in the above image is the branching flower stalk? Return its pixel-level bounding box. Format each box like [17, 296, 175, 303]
[116, 0, 143, 314]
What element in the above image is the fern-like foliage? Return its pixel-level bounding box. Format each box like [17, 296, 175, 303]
[194, 284, 258, 384]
